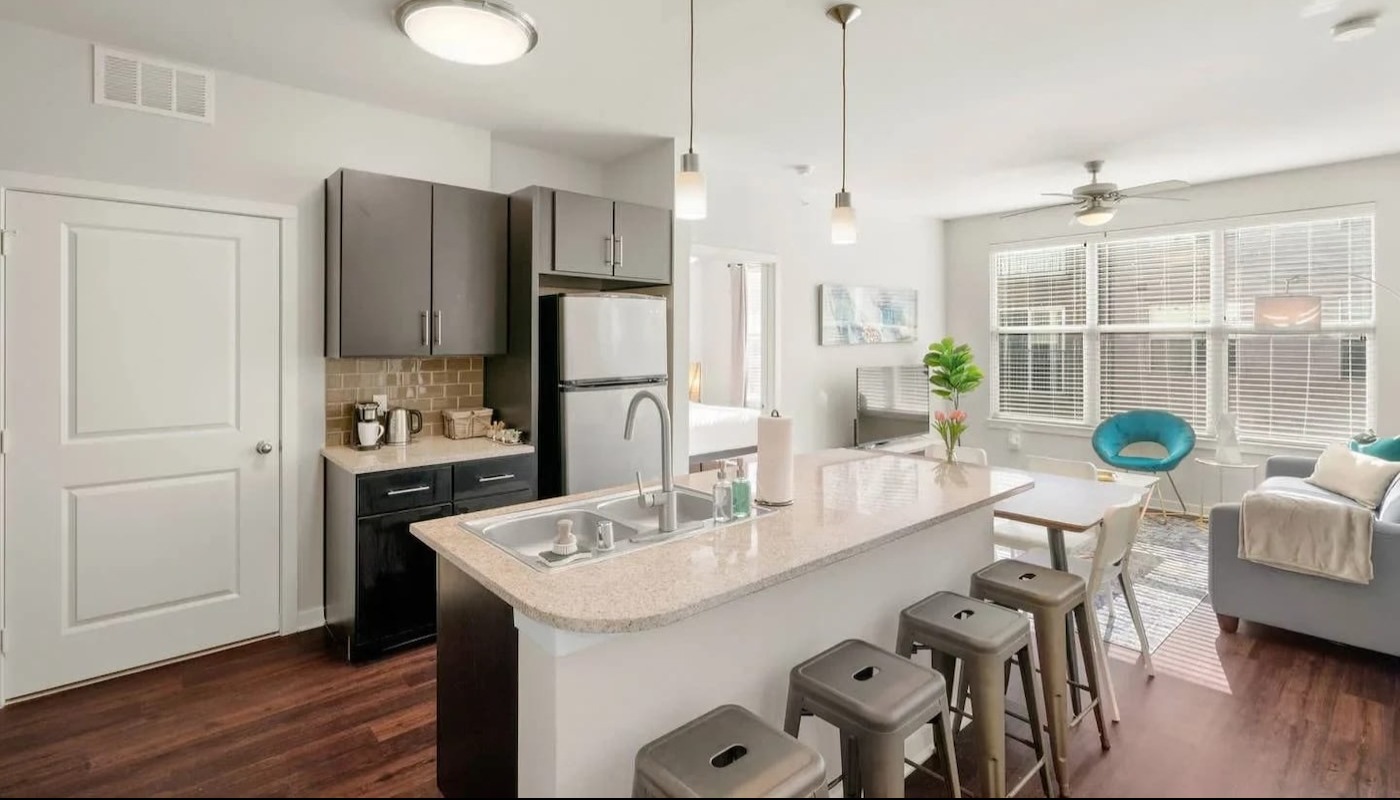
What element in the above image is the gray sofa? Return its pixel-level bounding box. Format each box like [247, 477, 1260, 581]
[1209, 455, 1400, 658]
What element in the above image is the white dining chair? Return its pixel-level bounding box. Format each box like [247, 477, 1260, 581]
[992, 456, 1100, 553]
[923, 445, 988, 466]
[1020, 497, 1154, 723]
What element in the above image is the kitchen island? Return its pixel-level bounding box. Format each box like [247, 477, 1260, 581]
[411, 448, 1033, 798]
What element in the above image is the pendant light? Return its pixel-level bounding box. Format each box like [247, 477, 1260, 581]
[675, 0, 707, 220]
[395, 0, 539, 66]
[827, 4, 861, 245]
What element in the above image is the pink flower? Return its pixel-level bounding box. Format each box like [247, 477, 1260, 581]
[934, 410, 946, 423]
[950, 410, 968, 423]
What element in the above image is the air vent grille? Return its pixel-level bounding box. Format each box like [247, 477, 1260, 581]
[94, 46, 214, 123]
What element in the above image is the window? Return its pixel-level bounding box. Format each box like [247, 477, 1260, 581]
[740, 265, 766, 409]
[989, 210, 1375, 447]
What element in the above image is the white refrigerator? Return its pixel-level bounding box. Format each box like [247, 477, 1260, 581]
[545, 293, 669, 495]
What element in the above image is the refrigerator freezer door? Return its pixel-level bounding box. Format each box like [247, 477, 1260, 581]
[561, 383, 668, 494]
[559, 294, 668, 383]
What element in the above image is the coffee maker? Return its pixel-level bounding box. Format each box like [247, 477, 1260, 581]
[354, 401, 384, 450]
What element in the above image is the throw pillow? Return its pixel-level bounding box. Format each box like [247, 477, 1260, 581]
[1350, 436, 1400, 462]
[1309, 443, 1400, 509]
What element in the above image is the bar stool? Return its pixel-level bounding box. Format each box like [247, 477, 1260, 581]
[784, 639, 960, 798]
[971, 559, 1110, 797]
[633, 704, 828, 798]
[895, 591, 1052, 798]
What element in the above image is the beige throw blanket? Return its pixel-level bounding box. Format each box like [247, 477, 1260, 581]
[1240, 490, 1373, 584]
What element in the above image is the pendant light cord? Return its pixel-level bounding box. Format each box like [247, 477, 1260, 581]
[840, 19, 847, 191]
[688, 0, 695, 155]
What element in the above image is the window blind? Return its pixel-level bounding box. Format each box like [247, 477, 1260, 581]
[741, 266, 765, 409]
[1099, 333, 1209, 427]
[996, 332, 1084, 421]
[1226, 333, 1369, 444]
[1223, 216, 1374, 327]
[1098, 233, 1211, 327]
[994, 245, 1087, 327]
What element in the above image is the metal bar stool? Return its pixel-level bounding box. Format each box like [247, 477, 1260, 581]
[633, 704, 829, 798]
[970, 559, 1110, 797]
[784, 639, 961, 798]
[895, 591, 1052, 798]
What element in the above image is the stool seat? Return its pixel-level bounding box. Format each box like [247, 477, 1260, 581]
[972, 559, 1085, 609]
[899, 592, 1027, 657]
[634, 704, 826, 798]
[789, 638, 944, 736]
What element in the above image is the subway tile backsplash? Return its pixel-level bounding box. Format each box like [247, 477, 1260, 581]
[325, 357, 485, 447]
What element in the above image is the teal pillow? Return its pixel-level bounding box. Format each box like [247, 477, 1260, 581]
[1351, 437, 1400, 462]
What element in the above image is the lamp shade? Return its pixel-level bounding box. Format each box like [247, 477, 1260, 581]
[675, 153, 707, 221]
[1254, 295, 1323, 330]
[831, 191, 857, 245]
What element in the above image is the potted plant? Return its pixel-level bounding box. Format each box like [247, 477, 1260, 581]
[923, 337, 984, 462]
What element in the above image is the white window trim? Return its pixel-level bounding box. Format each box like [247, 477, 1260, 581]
[988, 203, 1376, 447]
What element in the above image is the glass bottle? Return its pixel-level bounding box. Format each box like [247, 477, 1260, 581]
[731, 458, 753, 519]
[712, 460, 734, 523]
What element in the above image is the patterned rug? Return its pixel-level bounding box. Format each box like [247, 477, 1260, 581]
[996, 514, 1210, 653]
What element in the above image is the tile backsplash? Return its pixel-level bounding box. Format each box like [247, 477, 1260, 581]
[325, 357, 485, 447]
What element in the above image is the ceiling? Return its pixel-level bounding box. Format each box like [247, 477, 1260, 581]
[1, 0, 1397, 218]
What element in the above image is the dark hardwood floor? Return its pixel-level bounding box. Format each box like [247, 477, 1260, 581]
[1, 602, 1396, 798]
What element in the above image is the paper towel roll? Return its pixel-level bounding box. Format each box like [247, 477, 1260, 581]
[757, 411, 795, 506]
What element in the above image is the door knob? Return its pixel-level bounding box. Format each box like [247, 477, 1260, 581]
[256, 440, 275, 455]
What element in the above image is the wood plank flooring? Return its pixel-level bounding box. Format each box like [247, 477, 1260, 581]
[1, 602, 1396, 797]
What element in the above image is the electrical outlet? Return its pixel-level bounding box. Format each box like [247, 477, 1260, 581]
[1007, 428, 1023, 451]
[373, 393, 388, 412]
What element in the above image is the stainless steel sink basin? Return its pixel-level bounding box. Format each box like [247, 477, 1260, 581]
[593, 486, 715, 535]
[476, 509, 640, 560]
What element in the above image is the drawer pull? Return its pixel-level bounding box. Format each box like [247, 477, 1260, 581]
[386, 485, 432, 496]
[478, 474, 516, 483]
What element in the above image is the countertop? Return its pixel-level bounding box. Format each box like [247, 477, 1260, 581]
[410, 448, 1034, 634]
[323, 436, 535, 475]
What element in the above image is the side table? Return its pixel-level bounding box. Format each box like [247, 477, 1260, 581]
[1194, 457, 1261, 525]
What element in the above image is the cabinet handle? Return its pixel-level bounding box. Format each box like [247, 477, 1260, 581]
[478, 473, 516, 483]
[433, 310, 443, 347]
[420, 311, 429, 347]
[605, 234, 615, 268]
[386, 485, 432, 497]
[615, 235, 623, 269]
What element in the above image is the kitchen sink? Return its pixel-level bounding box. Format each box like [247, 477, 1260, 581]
[460, 486, 774, 572]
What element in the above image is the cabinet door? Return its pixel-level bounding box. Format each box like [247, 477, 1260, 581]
[551, 191, 615, 276]
[340, 170, 433, 356]
[432, 185, 507, 355]
[454, 488, 535, 515]
[354, 503, 453, 655]
[613, 201, 672, 284]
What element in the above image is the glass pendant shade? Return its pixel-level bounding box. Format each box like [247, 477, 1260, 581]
[831, 191, 858, 245]
[1254, 295, 1323, 330]
[676, 152, 707, 221]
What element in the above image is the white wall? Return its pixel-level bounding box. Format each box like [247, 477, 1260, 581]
[491, 140, 603, 196]
[944, 153, 1400, 510]
[689, 257, 736, 405]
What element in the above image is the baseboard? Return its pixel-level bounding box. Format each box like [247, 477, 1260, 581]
[294, 605, 326, 633]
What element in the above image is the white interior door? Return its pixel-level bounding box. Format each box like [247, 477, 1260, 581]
[2, 190, 281, 699]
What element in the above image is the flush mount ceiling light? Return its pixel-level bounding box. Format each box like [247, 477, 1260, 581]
[827, 3, 862, 245]
[1074, 199, 1117, 227]
[1332, 12, 1381, 42]
[675, 0, 707, 221]
[395, 0, 539, 65]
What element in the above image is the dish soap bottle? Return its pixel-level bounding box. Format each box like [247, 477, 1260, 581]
[552, 518, 578, 556]
[712, 461, 734, 523]
[731, 459, 753, 519]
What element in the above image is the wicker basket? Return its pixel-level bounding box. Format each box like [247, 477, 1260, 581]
[443, 408, 493, 440]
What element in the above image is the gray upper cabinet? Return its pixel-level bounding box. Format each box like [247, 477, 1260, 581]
[551, 191, 615, 276]
[613, 201, 673, 283]
[432, 185, 507, 355]
[327, 169, 509, 357]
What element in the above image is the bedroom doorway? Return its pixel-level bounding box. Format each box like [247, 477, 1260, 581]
[687, 245, 777, 470]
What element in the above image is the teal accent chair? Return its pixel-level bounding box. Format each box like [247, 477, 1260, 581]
[1092, 410, 1196, 513]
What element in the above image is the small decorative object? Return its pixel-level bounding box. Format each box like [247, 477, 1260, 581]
[923, 337, 984, 461]
[1215, 411, 1243, 465]
[819, 284, 918, 345]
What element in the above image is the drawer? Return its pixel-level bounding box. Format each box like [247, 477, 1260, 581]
[454, 487, 535, 516]
[454, 454, 536, 500]
[357, 466, 453, 516]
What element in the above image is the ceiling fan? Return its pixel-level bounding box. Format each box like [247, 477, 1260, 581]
[1002, 160, 1191, 227]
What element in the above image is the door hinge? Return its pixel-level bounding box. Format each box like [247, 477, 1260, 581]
[0, 629, 5, 655]
[0, 229, 14, 256]
[0, 430, 7, 455]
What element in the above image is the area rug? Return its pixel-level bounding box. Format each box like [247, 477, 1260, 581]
[995, 514, 1210, 653]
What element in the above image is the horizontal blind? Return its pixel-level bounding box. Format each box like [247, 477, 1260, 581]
[994, 245, 1087, 327]
[1226, 333, 1368, 445]
[1223, 216, 1374, 327]
[1098, 232, 1211, 327]
[1099, 333, 1209, 427]
[996, 332, 1084, 421]
[857, 366, 928, 415]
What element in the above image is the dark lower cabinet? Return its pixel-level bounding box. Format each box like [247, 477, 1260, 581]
[352, 503, 452, 660]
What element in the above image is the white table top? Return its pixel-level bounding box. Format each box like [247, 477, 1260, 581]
[1194, 457, 1260, 469]
[994, 471, 1149, 532]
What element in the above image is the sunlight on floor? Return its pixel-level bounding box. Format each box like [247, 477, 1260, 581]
[1111, 607, 1235, 695]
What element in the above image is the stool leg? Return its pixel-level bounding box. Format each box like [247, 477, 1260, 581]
[1016, 645, 1054, 799]
[841, 734, 861, 798]
[856, 733, 907, 799]
[1073, 603, 1112, 752]
[783, 690, 804, 738]
[895, 620, 915, 659]
[953, 669, 972, 735]
[968, 654, 1008, 798]
[933, 709, 962, 800]
[1031, 608, 1071, 795]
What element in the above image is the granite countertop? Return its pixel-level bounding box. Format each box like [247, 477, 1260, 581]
[323, 436, 535, 474]
[410, 448, 1034, 634]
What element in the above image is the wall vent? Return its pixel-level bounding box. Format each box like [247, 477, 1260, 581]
[93, 46, 214, 124]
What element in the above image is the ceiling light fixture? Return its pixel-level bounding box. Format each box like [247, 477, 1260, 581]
[1332, 12, 1381, 42]
[395, 0, 539, 66]
[675, 0, 707, 221]
[1075, 199, 1116, 227]
[827, 4, 861, 245]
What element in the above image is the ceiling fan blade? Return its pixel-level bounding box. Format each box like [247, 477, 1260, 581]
[1119, 179, 1190, 197]
[1124, 194, 1191, 202]
[1041, 192, 1080, 198]
[1000, 201, 1077, 219]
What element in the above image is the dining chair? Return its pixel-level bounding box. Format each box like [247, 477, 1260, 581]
[924, 445, 988, 466]
[992, 456, 1099, 554]
[1020, 498, 1154, 722]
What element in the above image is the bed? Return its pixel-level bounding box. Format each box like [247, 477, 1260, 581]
[688, 401, 761, 469]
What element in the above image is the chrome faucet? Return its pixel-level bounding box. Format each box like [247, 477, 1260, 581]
[624, 389, 678, 534]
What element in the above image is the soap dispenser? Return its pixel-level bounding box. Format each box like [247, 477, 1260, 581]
[712, 461, 734, 523]
[552, 518, 578, 556]
[731, 459, 753, 519]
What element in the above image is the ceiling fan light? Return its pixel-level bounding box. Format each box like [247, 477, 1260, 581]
[1332, 12, 1380, 42]
[1075, 205, 1116, 227]
[831, 191, 858, 244]
[676, 152, 707, 221]
[395, 0, 538, 66]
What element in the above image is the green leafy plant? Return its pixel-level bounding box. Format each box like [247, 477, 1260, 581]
[923, 337, 984, 410]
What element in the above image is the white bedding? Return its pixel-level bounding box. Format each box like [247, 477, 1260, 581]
[688, 402, 760, 456]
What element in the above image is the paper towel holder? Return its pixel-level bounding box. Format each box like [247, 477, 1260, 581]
[755, 409, 795, 508]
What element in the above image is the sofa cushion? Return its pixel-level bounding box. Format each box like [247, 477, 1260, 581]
[1259, 476, 1361, 508]
[1307, 443, 1400, 510]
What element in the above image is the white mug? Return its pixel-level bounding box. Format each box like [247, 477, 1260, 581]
[356, 421, 384, 447]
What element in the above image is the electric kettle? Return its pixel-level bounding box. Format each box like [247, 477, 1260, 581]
[385, 407, 423, 446]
